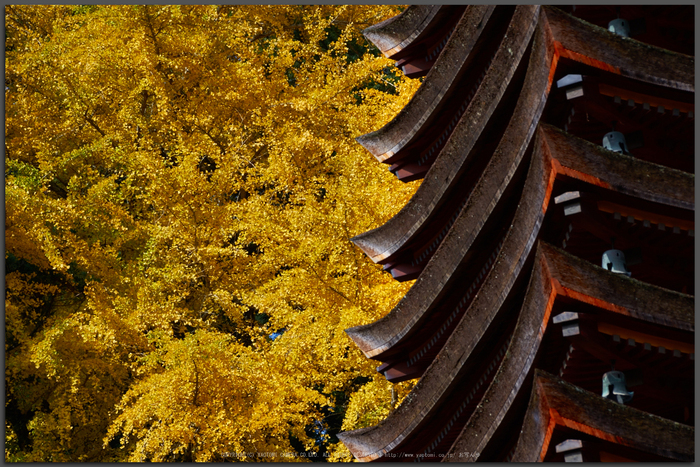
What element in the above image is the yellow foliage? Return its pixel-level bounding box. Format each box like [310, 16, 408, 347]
[6, 5, 419, 462]
[341, 375, 415, 433]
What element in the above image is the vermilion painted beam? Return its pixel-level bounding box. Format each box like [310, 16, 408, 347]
[597, 83, 694, 114]
[510, 371, 694, 462]
[445, 241, 693, 462]
[340, 5, 695, 462]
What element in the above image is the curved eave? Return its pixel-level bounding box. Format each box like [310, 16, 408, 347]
[562, 6, 694, 57]
[337, 96, 555, 462]
[345, 13, 550, 358]
[356, 5, 495, 162]
[544, 242, 694, 330]
[348, 122, 695, 377]
[541, 123, 695, 210]
[362, 5, 442, 59]
[543, 6, 694, 92]
[340, 120, 695, 460]
[511, 370, 694, 462]
[340, 5, 696, 461]
[353, 6, 694, 266]
[351, 6, 540, 263]
[445, 241, 693, 461]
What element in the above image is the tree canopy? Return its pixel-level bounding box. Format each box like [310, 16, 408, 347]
[5, 5, 420, 462]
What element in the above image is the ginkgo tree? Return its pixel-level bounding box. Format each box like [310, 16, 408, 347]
[6, 5, 421, 462]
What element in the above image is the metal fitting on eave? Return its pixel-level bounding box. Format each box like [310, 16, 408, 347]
[602, 131, 629, 155]
[602, 249, 631, 276]
[602, 370, 634, 404]
[608, 18, 630, 37]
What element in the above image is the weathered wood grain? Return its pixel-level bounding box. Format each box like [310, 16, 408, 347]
[356, 6, 495, 161]
[340, 5, 695, 463]
[352, 6, 539, 264]
[338, 25, 550, 458]
[511, 370, 694, 462]
[541, 123, 694, 210]
[445, 241, 693, 461]
[362, 6, 442, 59]
[345, 6, 545, 360]
[543, 6, 694, 92]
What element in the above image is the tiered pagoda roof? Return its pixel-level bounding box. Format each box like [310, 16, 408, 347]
[338, 5, 693, 462]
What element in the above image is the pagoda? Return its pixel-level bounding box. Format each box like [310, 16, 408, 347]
[338, 5, 694, 462]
